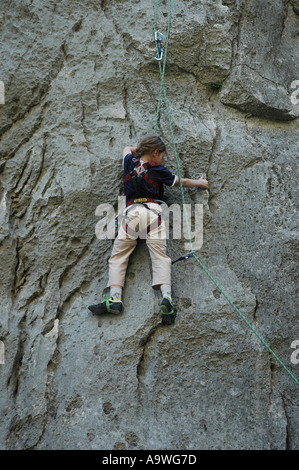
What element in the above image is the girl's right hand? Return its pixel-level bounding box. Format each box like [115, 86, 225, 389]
[199, 174, 208, 189]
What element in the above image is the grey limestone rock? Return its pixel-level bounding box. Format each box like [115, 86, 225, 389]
[0, 0, 298, 450]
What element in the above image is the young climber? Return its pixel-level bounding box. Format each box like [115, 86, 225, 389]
[88, 135, 208, 325]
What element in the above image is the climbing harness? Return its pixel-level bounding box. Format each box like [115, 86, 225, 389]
[115, 199, 162, 237]
[123, 159, 151, 183]
[123, 159, 160, 196]
[119, 154, 166, 237]
[153, 0, 299, 386]
[127, 197, 162, 206]
[122, 202, 162, 238]
[154, 31, 163, 60]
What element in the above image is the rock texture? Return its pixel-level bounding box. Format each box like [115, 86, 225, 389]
[0, 0, 298, 450]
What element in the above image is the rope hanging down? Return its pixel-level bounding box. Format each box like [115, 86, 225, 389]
[153, 0, 299, 387]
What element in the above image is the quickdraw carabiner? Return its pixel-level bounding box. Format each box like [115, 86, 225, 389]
[171, 251, 195, 265]
[154, 31, 163, 61]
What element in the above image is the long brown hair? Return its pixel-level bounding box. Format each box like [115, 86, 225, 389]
[135, 135, 166, 158]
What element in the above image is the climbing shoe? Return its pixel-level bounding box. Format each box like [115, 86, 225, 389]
[161, 297, 176, 325]
[88, 296, 123, 315]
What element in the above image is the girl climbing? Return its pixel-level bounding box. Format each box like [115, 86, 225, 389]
[88, 135, 208, 325]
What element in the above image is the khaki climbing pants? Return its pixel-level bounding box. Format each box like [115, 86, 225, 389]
[108, 203, 171, 289]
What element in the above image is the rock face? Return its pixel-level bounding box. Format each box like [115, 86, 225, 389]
[0, 0, 298, 450]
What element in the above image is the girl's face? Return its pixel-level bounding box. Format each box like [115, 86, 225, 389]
[151, 149, 165, 165]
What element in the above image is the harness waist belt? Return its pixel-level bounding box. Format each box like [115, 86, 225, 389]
[123, 198, 162, 237]
[127, 197, 161, 206]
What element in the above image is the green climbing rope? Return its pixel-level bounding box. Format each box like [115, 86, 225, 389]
[153, 0, 299, 387]
[154, 0, 194, 248]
